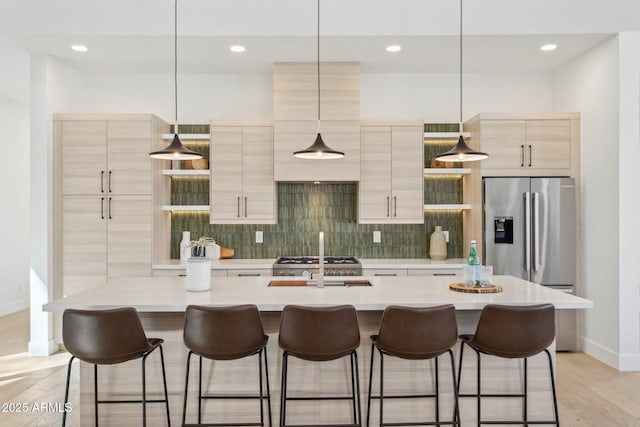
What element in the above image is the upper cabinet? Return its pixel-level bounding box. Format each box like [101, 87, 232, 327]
[61, 119, 154, 195]
[466, 113, 580, 177]
[210, 123, 276, 224]
[273, 62, 360, 182]
[359, 122, 424, 224]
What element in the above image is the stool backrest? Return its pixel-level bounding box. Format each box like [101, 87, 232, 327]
[376, 304, 457, 359]
[62, 307, 152, 364]
[472, 303, 555, 358]
[279, 305, 360, 361]
[183, 304, 266, 360]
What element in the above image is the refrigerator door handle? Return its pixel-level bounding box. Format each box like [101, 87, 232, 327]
[524, 192, 531, 272]
[533, 192, 540, 272]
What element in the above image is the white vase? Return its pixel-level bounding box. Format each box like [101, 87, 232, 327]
[186, 257, 211, 291]
[180, 231, 191, 261]
[429, 226, 447, 260]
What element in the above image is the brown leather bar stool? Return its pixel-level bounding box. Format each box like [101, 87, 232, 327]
[366, 305, 460, 427]
[182, 304, 272, 427]
[61, 307, 170, 427]
[457, 303, 559, 426]
[278, 304, 362, 427]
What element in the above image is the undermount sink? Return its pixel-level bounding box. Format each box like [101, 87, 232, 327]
[268, 279, 372, 287]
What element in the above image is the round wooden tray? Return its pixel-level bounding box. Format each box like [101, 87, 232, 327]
[449, 283, 503, 293]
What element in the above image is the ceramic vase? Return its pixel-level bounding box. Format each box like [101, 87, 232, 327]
[429, 226, 447, 260]
[186, 257, 211, 291]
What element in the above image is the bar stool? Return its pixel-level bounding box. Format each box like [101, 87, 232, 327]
[278, 304, 362, 427]
[61, 307, 170, 427]
[366, 305, 459, 427]
[182, 304, 272, 427]
[457, 303, 559, 426]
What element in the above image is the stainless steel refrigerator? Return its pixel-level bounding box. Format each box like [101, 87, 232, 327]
[483, 177, 577, 350]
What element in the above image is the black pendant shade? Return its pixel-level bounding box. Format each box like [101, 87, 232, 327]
[292, 0, 344, 160]
[434, 0, 488, 163]
[434, 135, 488, 162]
[149, 0, 202, 161]
[293, 133, 344, 160]
[149, 133, 203, 160]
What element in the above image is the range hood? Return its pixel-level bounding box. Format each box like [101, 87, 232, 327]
[273, 62, 361, 182]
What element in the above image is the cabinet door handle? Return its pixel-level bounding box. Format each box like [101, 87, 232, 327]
[433, 273, 456, 276]
[101, 171, 105, 193]
[237, 197, 241, 218]
[108, 197, 112, 219]
[101, 197, 105, 219]
[394, 196, 397, 217]
[238, 273, 260, 277]
[244, 197, 248, 218]
[108, 171, 112, 192]
[374, 273, 397, 276]
[528, 145, 532, 167]
[520, 145, 525, 167]
[386, 196, 390, 217]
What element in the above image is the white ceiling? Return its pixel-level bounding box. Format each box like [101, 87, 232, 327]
[1, 0, 638, 74]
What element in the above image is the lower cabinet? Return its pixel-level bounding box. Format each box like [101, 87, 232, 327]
[227, 269, 272, 277]
[62, 195, 152, 296]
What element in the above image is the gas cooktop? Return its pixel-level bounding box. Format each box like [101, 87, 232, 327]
[275, 256, 360, 265]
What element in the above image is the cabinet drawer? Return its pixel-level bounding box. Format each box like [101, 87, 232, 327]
[227, 269, 272, 277]
[407, 268, 461, 277]
[363, 269, 408, 277]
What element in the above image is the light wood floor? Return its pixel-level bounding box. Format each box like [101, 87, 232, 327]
[2, 309, 639, 426]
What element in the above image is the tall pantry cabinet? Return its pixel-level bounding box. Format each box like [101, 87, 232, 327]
[53, 114, 168, 296]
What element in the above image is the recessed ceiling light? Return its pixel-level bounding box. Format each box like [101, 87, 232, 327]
[230, 45, 246, 53]
[540, 44, 557, 52]
[386, 45, 402, 53]
[71, 44, 88, 52]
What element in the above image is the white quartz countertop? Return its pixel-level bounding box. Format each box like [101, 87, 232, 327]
[152, 258, 466, 270]
[43, 275, 593, 312]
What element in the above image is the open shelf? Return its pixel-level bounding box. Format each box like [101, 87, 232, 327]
[161, 169, 210, 176]
[424, 168, 471, 175]
[162, 205, 210, 212]
[161, 133, 210, 140]
[424, 132, 471, 140]
[424, 204, 472, 211]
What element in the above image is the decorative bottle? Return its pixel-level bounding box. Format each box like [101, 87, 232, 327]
[180, 231, 191, 261]
[467, 240, 480, 285]
[429, 226, 447, 260]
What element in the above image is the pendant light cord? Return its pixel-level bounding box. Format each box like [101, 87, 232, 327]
[317, 0, 321, 123]
[174, 0, 178, 130]
[459, 0, 463, 125]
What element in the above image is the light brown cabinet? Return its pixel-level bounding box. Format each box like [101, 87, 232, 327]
[54, 114, 166, 296]
[210, 123, 276, 224]
[468, 113, 579, 177]
[359, 123, 424, 224]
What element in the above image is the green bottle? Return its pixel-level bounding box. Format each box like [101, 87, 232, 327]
[467, 240, 480, 286]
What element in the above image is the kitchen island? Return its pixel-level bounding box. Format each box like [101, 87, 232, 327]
[44, 275, 592, 426]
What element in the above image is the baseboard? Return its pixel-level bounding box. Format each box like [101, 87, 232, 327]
[618, 353, 640, 371]
[580, 336, 620, 369]
[28, 339, 58, 356]
[0, 298, 29, 317]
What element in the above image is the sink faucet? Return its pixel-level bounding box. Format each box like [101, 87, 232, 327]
[318, 231, 324, 288]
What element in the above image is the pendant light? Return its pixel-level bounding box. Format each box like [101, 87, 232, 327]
[293, 0, 344, 160]
[435, 0, 488, 163]
[150, 0, 202, 161]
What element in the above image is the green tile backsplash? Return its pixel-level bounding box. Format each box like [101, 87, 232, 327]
[170, 183, 464, 259]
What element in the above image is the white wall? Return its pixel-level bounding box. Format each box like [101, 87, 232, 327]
[81, 71, 554, 124]
[0, 46, 30, 316]
[361, 73, 553, 120]
[616, 32, 640, 370]
[553, 37, 622, 366]
[28, 55, 86, 355]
